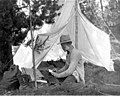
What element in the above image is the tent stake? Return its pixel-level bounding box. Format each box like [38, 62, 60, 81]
[29, 0, 37, 89]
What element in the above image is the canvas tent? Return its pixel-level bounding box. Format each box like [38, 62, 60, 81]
[14, 0, 114, 74]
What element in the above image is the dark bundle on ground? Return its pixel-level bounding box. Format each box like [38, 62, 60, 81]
[0, 65, 21, 94]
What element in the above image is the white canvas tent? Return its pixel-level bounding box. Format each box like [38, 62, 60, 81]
[14, 0, 114, 73]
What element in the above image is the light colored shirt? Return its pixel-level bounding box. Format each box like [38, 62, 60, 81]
[56, 47, 85, 83]
[66, 48, 85, 83]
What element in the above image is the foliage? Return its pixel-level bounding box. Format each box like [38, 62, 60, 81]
[80, 0, 105, 31]
[0, 0, 62, 74]
[80, 0, 120, 37]
[104, 0, 120, 26]
[0, 0, 28, 45]
[0, 0, 62, 45]
[100, 0, 120, 40]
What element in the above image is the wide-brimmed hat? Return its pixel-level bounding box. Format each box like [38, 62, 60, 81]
[58, 35, 72, 45]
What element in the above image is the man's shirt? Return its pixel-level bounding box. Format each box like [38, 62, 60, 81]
[66, 48, 85, 83]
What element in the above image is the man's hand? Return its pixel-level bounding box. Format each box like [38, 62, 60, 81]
[48, 69, 53, 73]
[49, 69, 59, 78]
[52, 68, 58, 72]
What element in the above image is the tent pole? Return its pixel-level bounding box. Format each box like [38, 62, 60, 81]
[75, 0, 78, 49]
[29, 0, 37, 89]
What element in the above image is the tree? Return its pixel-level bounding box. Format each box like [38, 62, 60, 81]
[0, 0, 62, 80]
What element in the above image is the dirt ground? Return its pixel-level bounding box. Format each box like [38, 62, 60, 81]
[2, 59, 120, 95]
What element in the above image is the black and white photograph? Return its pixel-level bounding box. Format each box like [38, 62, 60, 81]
[0, 0, 120, 95]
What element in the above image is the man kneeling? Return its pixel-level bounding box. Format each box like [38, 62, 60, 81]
[49, 35, 85, 85]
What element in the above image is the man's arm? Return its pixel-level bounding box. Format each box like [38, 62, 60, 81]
[57, 63, 69, 73]
[51, 52, 82, 78]
[57, 56, 78, 78]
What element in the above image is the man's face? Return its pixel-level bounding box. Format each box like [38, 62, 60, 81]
[61, 43, 68, 51]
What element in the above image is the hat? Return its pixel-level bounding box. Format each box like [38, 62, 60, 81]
[58, 35, 72, 44]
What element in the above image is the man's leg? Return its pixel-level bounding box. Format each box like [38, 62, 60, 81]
[41, 70, 60, 85]
[62, 75, 77, 84]
[60, 75, 76, 89]
[60, 75, 84, 92]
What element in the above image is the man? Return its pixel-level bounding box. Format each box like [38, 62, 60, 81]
[49, 35, 85, 84]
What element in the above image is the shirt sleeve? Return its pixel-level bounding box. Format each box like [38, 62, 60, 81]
[58, 51, 82, 78]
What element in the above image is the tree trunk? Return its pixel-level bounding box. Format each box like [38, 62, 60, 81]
[0, 36, 13, 81]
